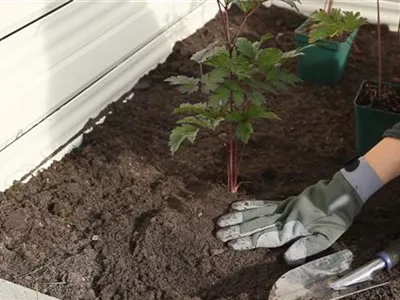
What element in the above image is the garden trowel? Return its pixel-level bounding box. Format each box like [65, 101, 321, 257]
[268, 237, 400, 300]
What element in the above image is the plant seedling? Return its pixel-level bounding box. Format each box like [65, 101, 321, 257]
[165, 0, 307, 193]
[306, 8, 367, 43]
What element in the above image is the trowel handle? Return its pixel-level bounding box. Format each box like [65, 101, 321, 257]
[377, 237, 400, 270]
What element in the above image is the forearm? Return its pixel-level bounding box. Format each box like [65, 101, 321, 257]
[363, 123, 400, 185]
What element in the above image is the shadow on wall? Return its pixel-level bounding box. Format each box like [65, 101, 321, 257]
[0, 0, 213, 191]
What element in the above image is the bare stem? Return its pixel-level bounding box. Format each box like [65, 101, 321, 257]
[217, 0, 231, 48]
[324, 0, 333, 13]
[377, 0, 382, 100]
[232, 5, 260, 48]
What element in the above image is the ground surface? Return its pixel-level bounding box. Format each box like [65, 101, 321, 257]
[1, 5, 400, 300]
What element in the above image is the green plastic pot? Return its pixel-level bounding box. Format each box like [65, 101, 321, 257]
[354, 80, 400, 155]
[294, 18, 358, 85]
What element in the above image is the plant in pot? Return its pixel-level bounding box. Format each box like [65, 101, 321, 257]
[294, 6, 367, 85]
[354, 0, 400, 155]
[164, 0, 307, 193]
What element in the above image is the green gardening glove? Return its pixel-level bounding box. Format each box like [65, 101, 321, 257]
[215, 157, 383, 265]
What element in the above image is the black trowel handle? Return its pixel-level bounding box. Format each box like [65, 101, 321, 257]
[377, 237, 400, 270]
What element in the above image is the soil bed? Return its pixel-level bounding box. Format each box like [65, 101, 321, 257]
[1, 5, 400, 300]
[357, 81, 400, 113]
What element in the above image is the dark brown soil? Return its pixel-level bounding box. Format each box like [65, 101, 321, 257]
[1, 5, 400, 300]
[357, 81, 400, 113]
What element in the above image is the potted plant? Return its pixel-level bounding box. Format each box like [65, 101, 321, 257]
[294, 7, 367, 85]
[164, 0, 306, 193]
[354, 0, 400, 154]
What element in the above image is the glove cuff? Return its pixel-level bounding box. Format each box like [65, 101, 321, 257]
[340, 156, 383, 203]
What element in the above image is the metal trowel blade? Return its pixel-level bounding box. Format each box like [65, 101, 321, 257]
[268, 249, 390, 300]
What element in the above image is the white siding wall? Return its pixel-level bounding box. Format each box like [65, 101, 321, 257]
[0, 0, 397, 191]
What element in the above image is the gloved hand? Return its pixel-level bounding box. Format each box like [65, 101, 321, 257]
[215, 157, 383, 265]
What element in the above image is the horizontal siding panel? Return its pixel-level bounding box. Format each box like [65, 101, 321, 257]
[0, 1, 202, 151]
[0, 0, 68, 40]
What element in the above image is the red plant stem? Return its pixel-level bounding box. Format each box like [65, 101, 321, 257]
[324, 0, 333, 13]
[377, 0, 382, 100]
[232, 5, 260, 47]
[228, 125, 237, 192]
[217, 0, 231, 47]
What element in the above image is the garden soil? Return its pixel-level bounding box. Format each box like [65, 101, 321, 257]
[1, 5, 400, 300]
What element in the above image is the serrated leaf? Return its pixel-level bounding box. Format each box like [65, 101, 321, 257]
[165, 75, 200, 94]
[234, 0, 261, 13]
[260, 32, 274, 44]
[266, 68, 301, 91]
[176, 116, 223, 130]
[201, 69, 229, 94]
[236, 122, 254, 143]
[225, 111, 243, 122]
[233, 90, 245, 105]
[281, 46, 311, 59]
[227, 105, 279, 123]
[204, 47, 231, 68]
[308, 8, 366, 43]
[259, 111, 280, 120]
[255, 48, 283, 69]
[248, 91, 266, 106]
[235, 37, 258, 59]
[246, 80, 277, 94]
[209, 86, 230, 107]
[176, 116, 212, 128]
[169, 125, 199, 153]
[173, 103, 207, 115]
[224, 79, 242, 92]
[191, 41, 221, 63]
[230, 54, 253, 79]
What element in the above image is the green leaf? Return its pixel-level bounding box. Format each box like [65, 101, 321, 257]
[169, 124, 199, 153]
[260, 32, 274, 44]
[248, 91, 266, 106]
[230, 54, 253, 79]
[235, 37, 258, 59]
[173, 102, 207, 115]
[255, 48, 283, 69]
[209, 86, 230, 107]
[259, 111, 280, 120]
[233, 90, 245, 105]
[266, 68, 301, 92]
[224, 79, 242, 92]
[236, 122, 254, 143]
[191, 41, 222, 63]
[233, 0, 261, 13]
[308, 8, 366, 43]
[225, 111, 243, 122]
[165, 75, 199, 94]
[226, 105, 280, 123]
[201, 69, 229, 94]
[281, 46, 311, 60]
[176, 116, 211, 128]
[204, 47, 230, 67]
[176, 116, 223, 130]
[246, 80, 277, 94]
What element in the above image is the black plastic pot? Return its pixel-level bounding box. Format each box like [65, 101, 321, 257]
[354, 80, 400, 154]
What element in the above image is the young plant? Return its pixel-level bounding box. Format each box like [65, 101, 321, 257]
[307, 8, 367, 43]
[165, 0, 306, 193]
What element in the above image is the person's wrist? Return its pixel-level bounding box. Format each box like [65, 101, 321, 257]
[363, 137, 400, 184]
[340, 156, 383, 203]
